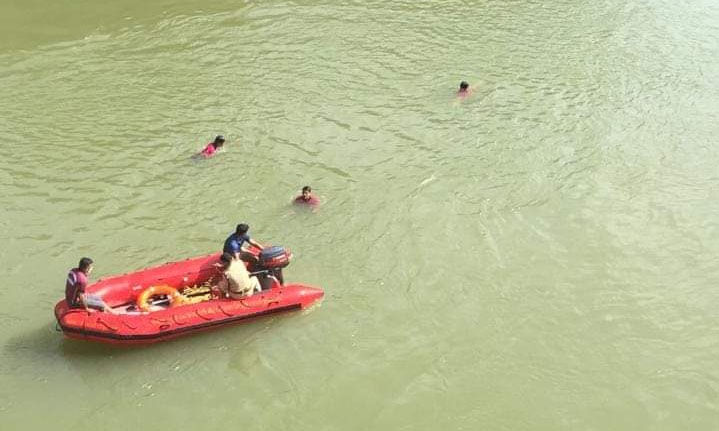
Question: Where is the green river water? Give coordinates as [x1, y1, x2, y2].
[2, 0, 719, 429]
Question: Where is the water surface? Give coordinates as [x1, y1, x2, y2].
[1, 0, 719, 429]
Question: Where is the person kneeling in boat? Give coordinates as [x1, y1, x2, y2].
[215, 252, 261, 299]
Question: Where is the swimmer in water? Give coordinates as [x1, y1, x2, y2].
[457, 81, 473, 98]
[293, 186, 320, 207]
[198, 135, 225, 158]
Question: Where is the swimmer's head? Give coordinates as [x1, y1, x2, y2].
[214, 135, 226, 147]
[301, 186, 312, 200]
[459, 81, 469, 91]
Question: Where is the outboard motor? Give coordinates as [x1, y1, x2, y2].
[256, 246, 292, 288]
[258, 246, 292, 269]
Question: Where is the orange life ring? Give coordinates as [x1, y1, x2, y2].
[136, 285, 185, 312]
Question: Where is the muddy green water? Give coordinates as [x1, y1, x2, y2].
[2, 0, 719, 429]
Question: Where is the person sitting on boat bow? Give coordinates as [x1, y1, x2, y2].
[223, 223, 264, 265]
[65, 257, 113, 313]
[215, 252, 261, 299]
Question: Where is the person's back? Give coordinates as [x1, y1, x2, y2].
[223, 230, 250, 255]
[223, 223, 264, 264]
[217, 253, 260, 298]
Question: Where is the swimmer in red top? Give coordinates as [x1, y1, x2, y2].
[198, 135, 225, 158]
[294, 186, 320, 207]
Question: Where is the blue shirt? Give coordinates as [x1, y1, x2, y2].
[223, 232, 251, 255]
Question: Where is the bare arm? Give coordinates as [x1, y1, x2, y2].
[247, 238, 264, 251]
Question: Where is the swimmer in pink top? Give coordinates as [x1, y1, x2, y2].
[294, 186, 320, 207]
[198, 135, 225, 158]
[457, 81, 474, 98]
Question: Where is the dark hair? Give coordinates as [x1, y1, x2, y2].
[214, 135, 226, 144]
[220, 252, 234, 264]
[236, 223, 249, 234]
[78, 257, 93, 271]
[459, 81, 469, 90]
[302, 186, 312, 193]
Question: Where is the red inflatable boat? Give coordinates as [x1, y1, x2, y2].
[54, 250, 323, 345]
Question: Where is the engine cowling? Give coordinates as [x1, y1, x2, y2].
[258, 246, 292, 269]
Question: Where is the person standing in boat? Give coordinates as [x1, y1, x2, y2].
[215, 252, 261, 299]
[223, 223, 264, 264]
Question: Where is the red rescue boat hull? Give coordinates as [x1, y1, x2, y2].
[54, 252, 323, 345]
